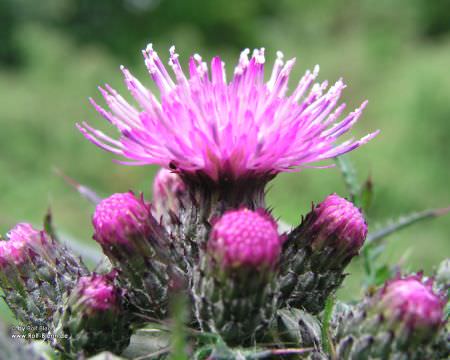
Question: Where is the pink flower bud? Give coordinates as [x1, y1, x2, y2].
[0, 223, 42, 267]
[208, 208, 282, 269]
[308, 194, 367, 256]
[76, 274, 120, 312]
[92, 192, 153, 247]
[379, 275, 445, 339]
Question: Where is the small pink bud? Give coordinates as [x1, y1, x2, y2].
[208, 208, 282, 269]
[379, 275, 445, 338]
[76, 274, 120, 312]
[92, 192, 153, 247]
[308, 194, 367, 256]
[0, 223, 42, 267]
[152, 168, 186, 218]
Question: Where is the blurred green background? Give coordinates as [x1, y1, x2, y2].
[0, 0, 449, 320]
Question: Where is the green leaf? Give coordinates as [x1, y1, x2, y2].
[277, 308, 321, 347]
[374, 265, 392, 286]
[43, 209, 58, 240]
[321, 296, 335, 357]
[335, 156, 360, 204]
[168, 294, 189, 360]
[365, 207, 450, 246]
[277, 308, 303, 344]
[121, 325, 170, 359]
[359, 175, 374, 213]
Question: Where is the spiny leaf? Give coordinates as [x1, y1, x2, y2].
[43, 208, 58, 240]
[335, 156, 360, 203]
[54, 167, 102, 205]
[365, 207, 450, 246]
[359, 175, 373, 213]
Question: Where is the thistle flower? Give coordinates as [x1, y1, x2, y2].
[92, 192, 172, 319]
[51, 273, 131, 357]
[333, 275, 447, 359]
[378, 275, 445, 341]
[0, 223, 40, 267]
[93, 192, 155, 247]
[152, 168, 187, 224]
[279, 194, 367, 313]
[78, 45, 378, 185]
[304, 193, 367, 258]
[76, 275, 119, 313]
[195, 209, 282, 345]
[208, 208, 282, 269]
[0, 223, 87, 327]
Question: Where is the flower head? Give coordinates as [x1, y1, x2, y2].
[307, 194, 367, 255]
[92, 192, 153, 246]
[76, 274, 120, 312]
[0, 223, 42, 267]
[78, 45, 378, 183]
[208, 208, 282, 269]
[379, 275, 445, 339]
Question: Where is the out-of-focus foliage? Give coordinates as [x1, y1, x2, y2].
[0, 0, 449, 317]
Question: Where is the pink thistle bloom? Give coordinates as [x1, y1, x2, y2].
[78, 45, 379, 182]
[76, 274, 119, 312]
[379, 275, 445, 337]
[208, 208, 282, 269]
[0, 223, 42, 267]
[92, 192, 153, 247]
[308, 194, 367, 255]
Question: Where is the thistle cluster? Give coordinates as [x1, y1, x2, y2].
[0, 45, 448, 359]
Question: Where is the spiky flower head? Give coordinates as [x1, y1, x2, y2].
[378, 274, 445, 340]
[52, 272, 131, 357]
[152, 168, 187, 220]
[78, 45, 378, 184]
[75, 274, 120, 313]
[92, 192, 153, 247]
[208, 208, 282, 269]
[307, 194, 367, 257]
[0, 223, 88, 327]
[0, 223, 41, 267]
[92, 193, 171, 320]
